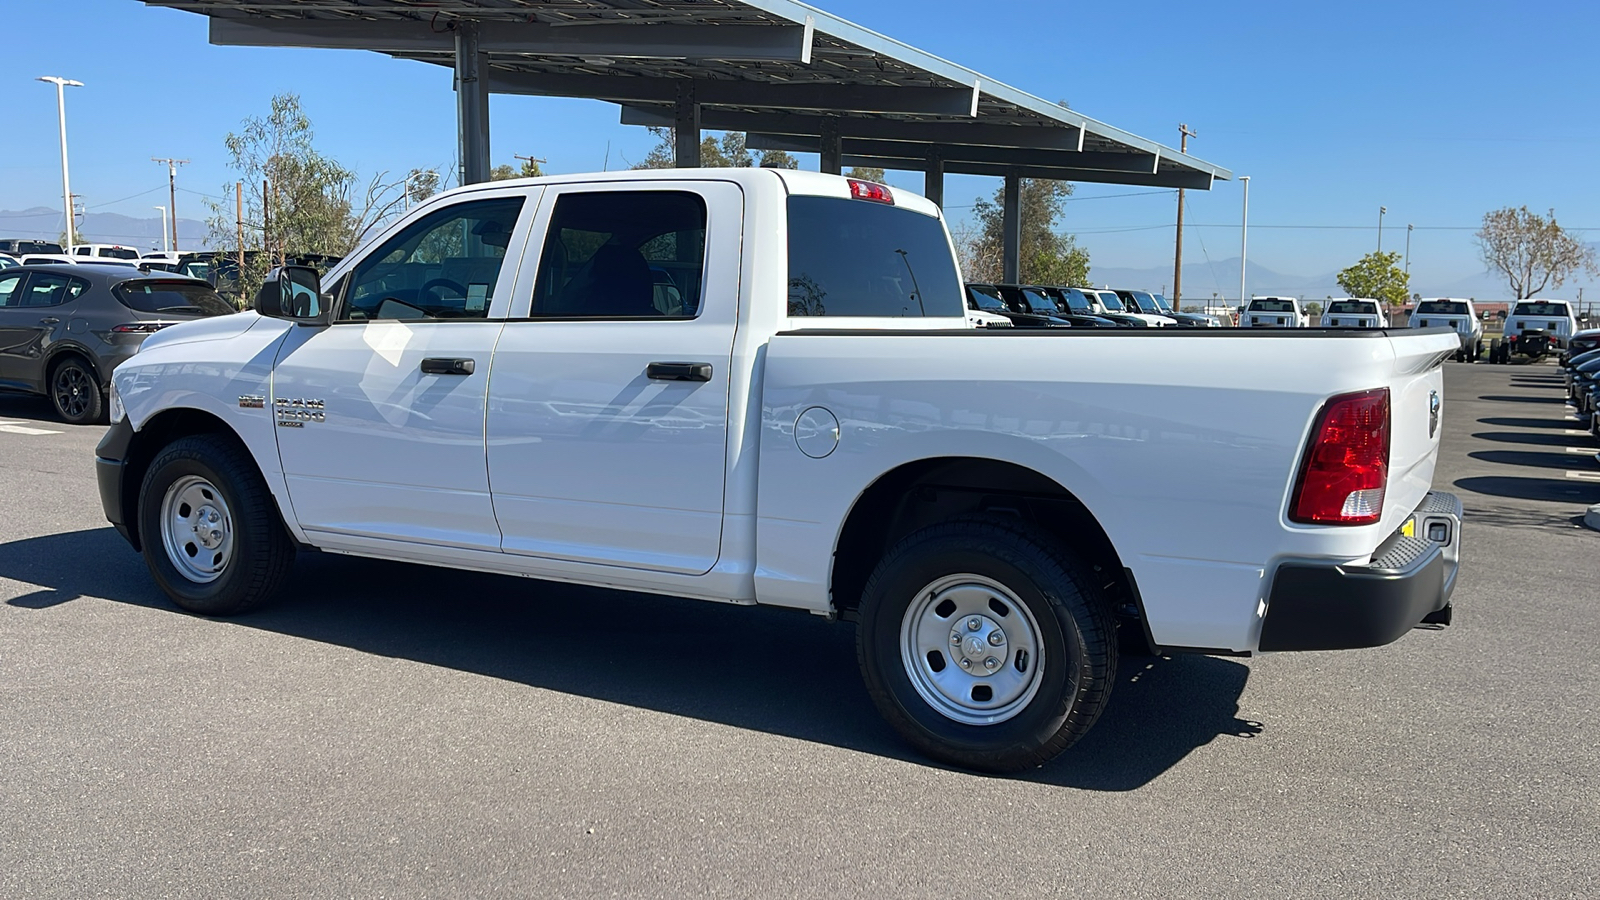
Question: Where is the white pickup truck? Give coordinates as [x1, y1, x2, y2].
[1499, 299, 1579, 362]
[1409, 298, 1483, 362]
[1322, 298, 1389, 329]
[96, 169, 1464, 772]
[1243, 296, 1309, 328]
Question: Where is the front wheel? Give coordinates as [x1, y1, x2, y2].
[856, 517, 1116, 772]
[137, 434, 295, 616]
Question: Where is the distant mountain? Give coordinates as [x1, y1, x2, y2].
[0, 207, 210, 252]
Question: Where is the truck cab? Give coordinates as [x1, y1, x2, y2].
[1244, 296, 1308, 328]
[1410, 298, 1483, 362]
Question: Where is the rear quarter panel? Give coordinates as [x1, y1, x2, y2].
[755, 329, 1458, 651]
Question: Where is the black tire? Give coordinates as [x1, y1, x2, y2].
[137, 434, 295, 616]
[856, 516, 1116, 773]
[49, 356, 104, 424]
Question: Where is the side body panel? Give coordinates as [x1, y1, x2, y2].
[754, 329, 1459, 652]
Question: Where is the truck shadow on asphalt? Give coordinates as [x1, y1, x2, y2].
[1477, 416, 1579, 430]
[0, 527, 1258, 791]
[1453, 475, 1600, 504]
[1467, 449, 1591, 470]
[1477, 395, 1570, 404]
[1472, 431, 1594, 448]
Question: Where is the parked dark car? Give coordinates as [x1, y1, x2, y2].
[1054, 287, 1148, 327]
[1561, 329, 1600, 365]
[1017, 286, 1121, 327]
[0, 239, 65, 256]
[0, 265, 234, 423]
[965, 284, 1072, 328]
[1117, 289, 1216, 327]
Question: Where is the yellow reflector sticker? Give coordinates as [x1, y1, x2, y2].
[1401, 518, 1416, 538]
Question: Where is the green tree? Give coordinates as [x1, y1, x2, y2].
[961, 179, 1089, 286]
[1475, 205, 1598, 299]
[1336, 250, 1411, 307]
[405, 168, 440, 206]
[633, 129, 798, 169]
[757, 149, 799, 169]
[845, 166, 886, 182]
[205, 93, 408, 303]
[491, 156, 544, 181]
[1305, 301, 1324, 319]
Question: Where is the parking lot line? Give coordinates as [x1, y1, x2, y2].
[0, 421, 63, 436]
[1565, 429, 1590, 436]
[1565, 470, 1600, 481]
[1565, 447, 1595, 454]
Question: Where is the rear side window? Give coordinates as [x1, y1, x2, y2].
[21, 273, 87, 307]
[114, 280, 235, 316]
[530, 191, 707, 318]
[787, 196, 961, 318]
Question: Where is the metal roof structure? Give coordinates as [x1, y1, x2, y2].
[148, 0, 1229, 191]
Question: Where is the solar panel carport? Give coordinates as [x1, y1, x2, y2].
[143, 0, 1231, 282]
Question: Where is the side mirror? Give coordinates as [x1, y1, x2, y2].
[255, 265, 332, 325]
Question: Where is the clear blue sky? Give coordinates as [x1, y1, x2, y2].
[3, 0, 1597, 297]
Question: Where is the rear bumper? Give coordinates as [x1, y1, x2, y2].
[1259, 491, 1461, 652]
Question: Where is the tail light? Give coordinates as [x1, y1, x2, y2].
[112, 323, 167, 334]
[847, 179, 894, 204]
[1290, 388, 1390, 525]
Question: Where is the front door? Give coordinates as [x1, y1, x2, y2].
[486, 182, 742, 575]
[273, 189, 537, 550]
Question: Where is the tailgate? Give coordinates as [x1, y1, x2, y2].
[1382, 331, 1460, 531]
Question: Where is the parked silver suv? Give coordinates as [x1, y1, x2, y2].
[0, 265, 235, 423]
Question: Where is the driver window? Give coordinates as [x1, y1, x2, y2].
[529, 191, 706, 318]
[343, 196, 525, 321]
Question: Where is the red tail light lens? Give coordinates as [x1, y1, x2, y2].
[847, 179, 894, 204]
[1290, 388, 1390, 525]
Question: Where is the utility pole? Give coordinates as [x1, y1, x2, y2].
[1404, 223, 1413, 275]
[152, 157, 188, 252]
[1377, 206, 1386, 254]
[1238, 175, 1250, 315]
[235, 181, 244, 277]
[512, 153, 547, 176]
[37, 76, 83, 252]
[1172, 123, 1196, 309]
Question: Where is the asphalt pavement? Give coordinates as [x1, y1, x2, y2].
[0, 362, 1595, 898]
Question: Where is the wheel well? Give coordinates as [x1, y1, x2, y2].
[830, 457, 1140, 629]
[46, 348, 98, 383]
[118, 408, 239, 552]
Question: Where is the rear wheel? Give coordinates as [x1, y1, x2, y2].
[856, 517, 1116, 773]
[49, 357, 104, 424]
[137, 434, 295, 616]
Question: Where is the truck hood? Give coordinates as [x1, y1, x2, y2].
[136, 310, 287, 352]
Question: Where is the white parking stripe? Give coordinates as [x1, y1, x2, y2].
[0, 423, 63, 436]
[1566, 471, 1600, 481]
[1566, 447, 1595, 454]
[1565, 429, 1590, 436]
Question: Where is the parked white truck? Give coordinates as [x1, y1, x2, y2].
[96, 169, 1464, 772]
[1242, 296, 1309, 328]
[1322, 298, 1389, 329]
[1497, 299, 1579, 363]
[1409, 298, 1483, 362]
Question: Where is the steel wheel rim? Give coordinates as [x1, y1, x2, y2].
[900, 573, 1045, 726]
[159, 475, 235, 584]
[54, 366, 91, 418]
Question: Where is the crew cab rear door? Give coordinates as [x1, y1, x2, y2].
[485, 181, 742, 575]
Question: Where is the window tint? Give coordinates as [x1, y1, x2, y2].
[787, 196, 961, 317]
[1415, 301, 1467, 315]
[0, 274, 21, 307]
[967, 285, 1008, 311]
[1020, 289, 1060, 314]
[1097, 292, 1125, 311]
[20, 273, 85, 307]
[98, 247, 139, 259]
[529, 191, 706, 318]
[74, 247, 92, 256]
[1250, 299, 1296, 312]
[345, 196, 524, 321]
[1512, 302, 1570, 317]
[1328, 301, 1375, 314]
[114, 280, 235, 317]
[1061, 289, 1095, 312]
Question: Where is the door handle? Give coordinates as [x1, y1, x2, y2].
[38, 317, 60, 325]
[646, 361, 713, 382]
[420, 357, 475, 376]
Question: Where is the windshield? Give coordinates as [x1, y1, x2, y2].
[1061, 289, 1094, 312]
[1020, 289, 1061, 314]
[967, 285, 1009, 311]
[1512, 302, 1570, 317]
[1150, 293, 1173, 312]
[1096, 292, 1124, 311]
[1249, 299, 1296, 312]
[114, 280, 236, 316]
[1329, 301, 1377, 315]
[1415, 301, 1468, 315]
[178, 261, 210, 281]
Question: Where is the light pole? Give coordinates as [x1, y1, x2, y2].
[1404, 223, 1413, 275]
[37, 76, 83, 252]
[153, 206, 169, 254]
[1238, 175, 1250, 315]
[1377, 205, 1387, 254]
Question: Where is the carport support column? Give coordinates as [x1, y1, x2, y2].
[674, 82, 701, 168]
[1002, 170, 1022, 283]
[819, 117, 842, 175]
[924, 151, 945, 207]
[455, 20, 490, 185]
